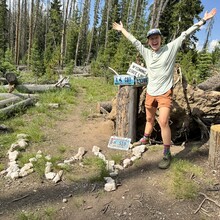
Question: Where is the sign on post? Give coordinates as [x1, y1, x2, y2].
[127, 62, 147, 77]
[108, 136, 131, 150]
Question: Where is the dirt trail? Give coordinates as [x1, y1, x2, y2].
[0, 88, 219, 220]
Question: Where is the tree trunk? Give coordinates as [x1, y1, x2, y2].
[15, 0, 21, 65]
[208, 124, 220, 168]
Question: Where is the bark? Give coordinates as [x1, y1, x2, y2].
[0, 98, 36, 117]
[1, 83, 70, 93]
[97, 101, 112, 113]
[60, 0, 70, 67]
[0, 96, 23, 108]
[15, 0, 21, 65]
[208, 125, 220, 169]
[197, 74, 220, 91]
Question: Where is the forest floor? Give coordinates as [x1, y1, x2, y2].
[0, 86, 220, 220]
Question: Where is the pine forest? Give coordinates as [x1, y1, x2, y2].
[1, 0, 219, 83]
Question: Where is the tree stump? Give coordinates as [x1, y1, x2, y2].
[115, 86, 138, 142]
[208, 124, 220, 168]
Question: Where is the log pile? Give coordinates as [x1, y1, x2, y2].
[0, 73, 70, 118]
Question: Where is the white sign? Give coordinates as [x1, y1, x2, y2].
[127, 62, 147, 77]
[108, 136, 131, 150]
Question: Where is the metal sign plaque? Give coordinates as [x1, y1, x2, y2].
[114, 75, 135, 85]
[127, 62, 147, 77]
[108, 136, 131, 150]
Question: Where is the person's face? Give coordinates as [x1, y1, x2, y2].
[147, 34, 162, 51]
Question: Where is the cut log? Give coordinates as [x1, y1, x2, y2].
[97, 101, 112, 114]
[208, 124, 220, 168]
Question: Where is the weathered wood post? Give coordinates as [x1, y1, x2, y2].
[208, 124, 220, 168]
[115, 86, 137, 142]
[113, 62, 148, 143]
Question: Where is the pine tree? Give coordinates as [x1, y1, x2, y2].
[44, 0, 63, 68]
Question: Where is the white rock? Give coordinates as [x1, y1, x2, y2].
[8, 151, 19, 162]
[123, 158, 132, 168]
[53, 170, 63, 183]
[62, 198, 68, 203]
[29, 157, 37, 163]
[19, 168, 34, 177]
[106, 160, 115, 172]
[97, 152, 106, 161]
[20, 163, 33, 173]
[104, 177, 116, 191]
[73, 147, 85, 160]
[45, 172, 56, 180]
[17, 133, 29, 140]
[6, 163, 20, 173]
[92, 145, 100, 155]
[130, 155, 141, 162]
[9, 171, 20, 179]
[114, 164, 124, 170]
[9, 143, 20, 152]
[45, 155, 52, 161]
[132, 145, 146, 157]
[64, 158, 75, 164]
[109, 170, 119, 177]
[36, 153, 42, 159]
[17, 139, 28, 149]
[45, 162, 53, 174]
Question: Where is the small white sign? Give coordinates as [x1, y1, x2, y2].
[127, 62, 147, 77]
[108, 136, 131, 150]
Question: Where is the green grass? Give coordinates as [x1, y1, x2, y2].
[83, 157, 109, 182]
[167, 159, 204, 199]
[71, 77, 117, 103]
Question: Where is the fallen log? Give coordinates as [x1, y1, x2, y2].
[1, 84, 69, 93]
[0, 93, 39, 99]
[0, 96, 23, 108]
[0, 98, 36, 117]
[97, 101, 112, 114]
[197, 73, 220, 91]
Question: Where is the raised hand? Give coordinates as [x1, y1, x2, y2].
[112, 21, 123, 31]
[203, 8, 217, 21]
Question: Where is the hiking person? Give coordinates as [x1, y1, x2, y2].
[112, 8, 217, 169]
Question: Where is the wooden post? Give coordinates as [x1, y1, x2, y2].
[208, 124, 220, 168]
[115, 86, 138, 142]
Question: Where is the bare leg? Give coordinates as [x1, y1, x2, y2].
[144, 107, 157, 135]
[158, 107, 171, 145]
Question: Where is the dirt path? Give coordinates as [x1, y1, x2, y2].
[0, 88, 219, 220]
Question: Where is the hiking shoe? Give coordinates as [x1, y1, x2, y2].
[158, 154, 172, 169]
[132, 136, 150, 147]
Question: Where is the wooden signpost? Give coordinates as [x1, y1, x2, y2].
[113, 63, 148, 143]
[208, 124, 220, 168]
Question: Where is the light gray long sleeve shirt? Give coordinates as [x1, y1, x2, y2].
[127, 24, 201, 96]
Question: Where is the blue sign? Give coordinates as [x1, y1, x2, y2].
[114, 75, 135, 85]
[108, 136, 131, 150]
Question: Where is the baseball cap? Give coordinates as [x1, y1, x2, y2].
[147, 28, 162, 38]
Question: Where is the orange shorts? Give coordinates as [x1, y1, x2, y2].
[145, 89, 173, 109]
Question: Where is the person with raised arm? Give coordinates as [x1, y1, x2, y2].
[113, 8, 217, 169]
